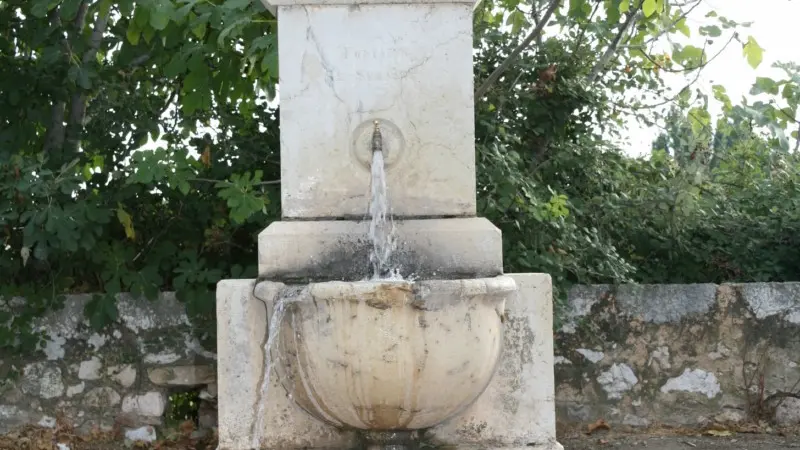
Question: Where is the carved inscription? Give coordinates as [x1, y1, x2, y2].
[341, 47, 395, 61]
[337, 46, 413, 82]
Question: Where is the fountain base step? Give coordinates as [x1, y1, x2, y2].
[257, 217, 503, 281]
[216, 273, 561, 450]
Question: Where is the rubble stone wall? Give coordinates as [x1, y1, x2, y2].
[3, 282, 800, 437]
[0, 293, 217, 441]
[556, 283, 800, 430]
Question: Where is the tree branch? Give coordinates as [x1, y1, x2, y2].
[568, 1, 601, 65]
[641, 0, 702, 47]
[586, 6, 640, 84]
[474, 0, 561, 100]
[65, 10, 110, 152]
[43, 8, 69, 156]
[529, 1, 544, 48]
[73, 0, 91, 30]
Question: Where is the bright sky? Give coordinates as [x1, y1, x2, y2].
[619, 0, 800, 157]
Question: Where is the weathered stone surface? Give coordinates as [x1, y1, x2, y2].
[107, 365, 137, 388]
[217, 275, 562, 450]
[739, 282, 800, 324]
[116, 292, 189, 333]
[576, 349, 604, 363]
[21, 362, 64, 399]
[121, 392, 167, 418]
[43, 334, 67, 360]
[430, 273, 561, 449]
[714, 408, 746, 424]
[0, 405, 33, 433]
[272, 1, 476, 219]
[84, 387, 122, 408]
[147, 365, 214, 386]
[216, 279, 359, 450]
[597, 364, 638, 399]
[38, 416, 57, 428]
[143, 352, 181, 365]
[125, 425, 157, 443]
[660, 368, 721, 399]
[257, 218, 503, 281]
[0, 291, 214, 434]
[78, 357, 103, 380]
[555, 282, 800, 429]
[66, 383, 85, 398]
[199, 383, 217, 400]
[776, 397, 800, 425]
[615, 283, 718, 324]
[87, 333, 107, 350]
[1, 384, 23, 404]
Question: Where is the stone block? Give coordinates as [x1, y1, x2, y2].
[428, 273, 562, 449]
[257, 218, 502, 280]
[84, 387, 122, 408]
[273, 2, 476, 218]
[21, 362, 64, 399]
[78, 357, 103, 380]
[216, 279, 356, 450]
[776, 397, 800, 425]
[216, 274, 562, 449]
[147, 365, 215, 386]
[108, 364, 137, 388]
[121, 392, 167, 418]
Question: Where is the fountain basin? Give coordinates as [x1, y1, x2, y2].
[267, 276, 516, 431]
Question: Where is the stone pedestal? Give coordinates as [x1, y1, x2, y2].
[216, 274, 562, 450]
[215, 0, 563, 447]
[270, 0, 476, 218]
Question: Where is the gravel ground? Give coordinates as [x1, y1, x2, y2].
[562, 432, 800, 449]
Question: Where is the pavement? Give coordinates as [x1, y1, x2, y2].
[562, 432, 800, 449]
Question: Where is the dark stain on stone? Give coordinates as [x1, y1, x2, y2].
[327, 359, 349, 369]
[447, 360, 470, 376]
[258, 230, 502, 283]
[365, 298, 391, 310]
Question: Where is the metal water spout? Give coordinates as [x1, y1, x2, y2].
[372, 120, 383, 154]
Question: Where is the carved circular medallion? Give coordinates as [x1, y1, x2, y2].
[350, 118, 405, 170]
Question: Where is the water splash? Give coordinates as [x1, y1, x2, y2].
[252, 288, 305, 449]
[368, 121, 398, 279]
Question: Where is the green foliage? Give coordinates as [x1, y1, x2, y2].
[1, 0, 798, 355]
[1, 0, 278, 352]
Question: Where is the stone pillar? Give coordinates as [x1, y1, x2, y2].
[216, 0, 563, 447]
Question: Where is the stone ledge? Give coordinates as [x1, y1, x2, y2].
[257, 218, 503, 281]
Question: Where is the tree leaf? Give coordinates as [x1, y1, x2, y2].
[223, 0, 252, 9]
[116, 203, 136, 241]
[743, 36, 764, 69]
[751, 77, 779, 95]
[699, 25, 721, 37]
[675, 18, 690, 37]
[506, 9, 529, 35]
[642, 0, 656, 17]
[59, 0, 83, 21]
[30, 0, 51, 18]
[261, 51, 278, 76]
[126, 25, 141, 46]
[150, 4, 173, 31]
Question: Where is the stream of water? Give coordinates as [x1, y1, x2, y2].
[367, 137, 398, 279]
[251, 122, 397, 446]
[251, 288, 304, 449]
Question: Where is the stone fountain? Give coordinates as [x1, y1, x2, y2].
[215, 0, 563, 448]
